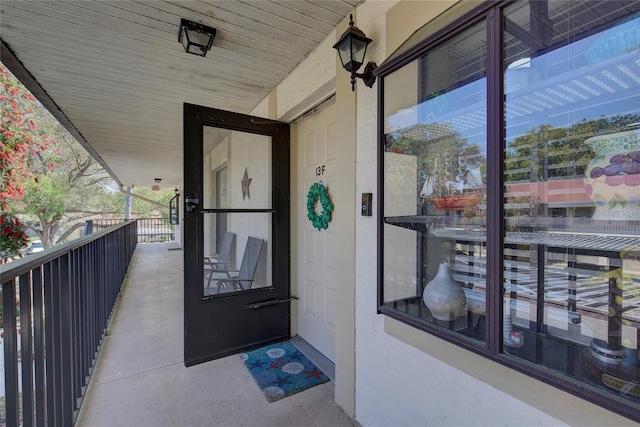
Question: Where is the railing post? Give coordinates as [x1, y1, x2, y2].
[43, 261, 56, 425]
[2, 279, 20, 427]
[19, 272, 35, 427]
[50, 258, 64, 426]
[59, 253, 74, 426]
[32, 266, 46, 427]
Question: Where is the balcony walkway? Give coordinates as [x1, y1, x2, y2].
[76, 242, 356, 427]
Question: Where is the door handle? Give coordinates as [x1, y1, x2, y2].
[243, 296, 298, 310]
[184, 196, 200, 212]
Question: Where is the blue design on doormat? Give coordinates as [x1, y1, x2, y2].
[240, 341, 329, 402]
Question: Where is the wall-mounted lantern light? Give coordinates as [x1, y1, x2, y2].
[179, 18, 217, 57]
[170, 191, 180, 225]
[333, 14, 377, 91]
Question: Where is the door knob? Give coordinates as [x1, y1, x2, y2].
[184, 197, 200, 212]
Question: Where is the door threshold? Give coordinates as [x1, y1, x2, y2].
[290, 335, 335, 383]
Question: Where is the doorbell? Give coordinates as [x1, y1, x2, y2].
[361, 193, 372, 216]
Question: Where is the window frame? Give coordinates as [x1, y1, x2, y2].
[375, 1, 640, 422]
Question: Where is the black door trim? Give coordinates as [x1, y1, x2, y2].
[183, 103, 290, 366]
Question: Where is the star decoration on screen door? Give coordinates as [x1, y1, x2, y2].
[241, 167, 252, 200]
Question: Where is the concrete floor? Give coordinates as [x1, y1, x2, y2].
[75, 242, 357, 427]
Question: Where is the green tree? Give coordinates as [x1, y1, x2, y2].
[8, 120, 176, 247]
[2, 64, 175, 251]
[2, 64, 121, 247]
[505, 115, 640, 182]
[127, 186, 175, 218]
[1, 65, 55, 255]
[8, 127, 122, 247]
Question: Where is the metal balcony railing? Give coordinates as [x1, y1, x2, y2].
[87, 217, 175, 243]
[1, 221, 137, 426]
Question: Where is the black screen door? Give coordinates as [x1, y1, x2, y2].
[183, 103, 290, 366]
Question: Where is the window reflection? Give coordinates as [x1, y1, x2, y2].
[380, 0, 640, 411]
[503, 1, 640, 405]
[383, 22, 488, 342]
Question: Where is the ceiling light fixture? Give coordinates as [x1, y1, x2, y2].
[333, 14, 377, 91]
[179, 18, 217, 57]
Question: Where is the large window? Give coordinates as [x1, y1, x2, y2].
[378, 1, 640, 420]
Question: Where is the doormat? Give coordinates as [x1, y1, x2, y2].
[240, 341, 329, 402]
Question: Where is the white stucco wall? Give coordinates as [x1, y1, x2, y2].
[277, 34, 337, 122]
[250, 0, 636, 425]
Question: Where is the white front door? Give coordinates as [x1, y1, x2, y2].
[294, 101, 337, 362]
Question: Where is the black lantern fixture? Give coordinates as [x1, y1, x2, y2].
[333, 14, 377, 91]
[179, 18, 217, 57]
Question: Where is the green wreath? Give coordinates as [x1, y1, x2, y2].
[307, 182, 333, 230]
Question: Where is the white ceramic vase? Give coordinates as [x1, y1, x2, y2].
[423, 262, 466, 321]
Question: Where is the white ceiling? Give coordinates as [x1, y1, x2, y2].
[0, 0, 362, 188]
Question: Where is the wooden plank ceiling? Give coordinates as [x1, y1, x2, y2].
[0, 0, 361, 188]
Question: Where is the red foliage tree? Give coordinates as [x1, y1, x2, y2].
[1, 65, 55, 258]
